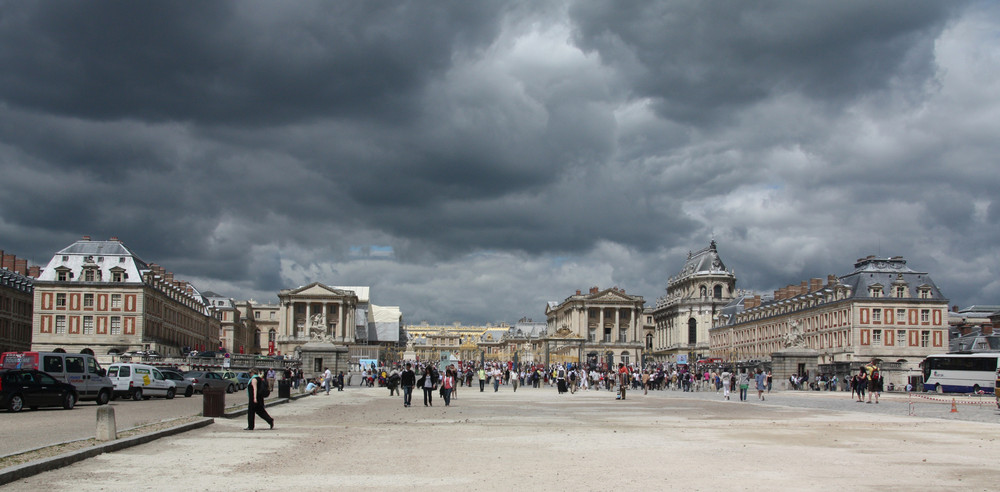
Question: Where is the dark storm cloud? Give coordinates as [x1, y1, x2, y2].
[569, 0, 961, 124]
[0, 1, 997, 324]
[0, 1, 503, 125]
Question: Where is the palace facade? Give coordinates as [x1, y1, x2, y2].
[31, 237, 218, 356]
[651, 241, 737, 364]
[545, 286, 645, 367]
[709, 255, 950, 370]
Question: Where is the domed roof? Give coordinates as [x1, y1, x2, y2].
[680, 241, 727, 275]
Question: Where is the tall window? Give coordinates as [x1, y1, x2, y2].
[920, 309, 930, 323]
[920, 331, 930, 347]
[111, 294, 122, 309]
[714, 285, 723, 299]
[110, 317, 121, 335]
[83, 316, 94, 334]
[688, 318, 697, 344]
[55, 315, 66, 334]
[56, 293, 66, 307]
[872, 329, 882, 345]
[84, 294, 94, 308]
[897, 330, 907, 346]
[872, 309, 882, 322]
[895, 286, 906, 298]
[84, 269, 95, 281]
[897, 309, 906, 323]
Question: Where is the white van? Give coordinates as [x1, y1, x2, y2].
[106, 363, 177, 400]
[1, 351, 113, 405]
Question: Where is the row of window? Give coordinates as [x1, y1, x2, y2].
[871, 329, 931, 347]
[52, 315, 123, 335]
[870, 308, 931, 323]
[869, 286, 932, 299]
[54, 293, 124, 309]
[56, 267, 128, 282]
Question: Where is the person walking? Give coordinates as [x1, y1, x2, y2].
[418, 366, 439, 406]
[755, 369, 766, 401]
[323, 367, 332, 395]
[721, 369, 731, 400]
[737, 368, 750, 402]
[493, 366, 502, 392]
[441, 367, 455, 406]
[400, 363, 416, 407]
[244, 368, 274, 431]
[478, 366, 487, 392]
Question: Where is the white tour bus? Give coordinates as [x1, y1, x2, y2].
[921, 353, 1000, 394]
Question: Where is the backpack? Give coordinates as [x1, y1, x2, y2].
[256, 375, 270, 398]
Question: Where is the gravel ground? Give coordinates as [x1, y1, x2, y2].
[3, 385, 999, 491]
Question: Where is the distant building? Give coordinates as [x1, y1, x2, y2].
[710, 255, 950, 371]
[31, 236, 218, 356]
[274, 282, 358, 358]
[545, 286, 646, 367]
[239, 300, 278, 355]
[652, 241, 737, 364]
[0, 261, 34, 353]
[404, 322, 498, 362]
[203, 292, 255, 354]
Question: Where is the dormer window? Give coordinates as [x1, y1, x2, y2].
[894, 286, 906, 298]
[56, 266, 71, 281]
[919, 288, 931, 299]
[84, 269, 95, 281]
[869, 285, 883, 298]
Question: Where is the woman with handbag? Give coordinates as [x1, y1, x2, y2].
[441, 367, 456, 406]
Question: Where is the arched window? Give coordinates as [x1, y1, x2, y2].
[688, 318, 697, 344]
[80, 348, 95, 356]
[268, 329, 276, 342]
[714, 285, 723, 299]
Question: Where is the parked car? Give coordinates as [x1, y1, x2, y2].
[160, 369, 195, 397]
[106, 363, 177, 400]
[1, 369, 79, 412]
[1, 351, 112, 405]
[183, 371, 236, 393]
[219, 370, 251, 390]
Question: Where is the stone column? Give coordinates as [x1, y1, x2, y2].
[599, 307, 605, 341]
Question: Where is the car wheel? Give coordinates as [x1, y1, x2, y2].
[96, 389, 111, 406]
[166, 388, 175, 400]
[8, 395, 23, 412]
[132, 388, 143, 401]
[184, 386, 193, 398]
[63, 392, 76, 410]
[226, 384, 235, 394]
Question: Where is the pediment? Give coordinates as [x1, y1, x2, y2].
[589, 289, 637, 303]
[287, 282, 354, 298]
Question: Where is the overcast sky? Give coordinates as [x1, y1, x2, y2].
[2, 1, 998, 325]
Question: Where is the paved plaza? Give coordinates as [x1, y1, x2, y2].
[3, 386, 1000, 491]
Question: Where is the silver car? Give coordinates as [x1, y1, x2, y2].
[183, 371, 236, 394]
[160, 369, 195, 398]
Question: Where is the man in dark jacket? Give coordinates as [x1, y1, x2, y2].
[400, 363, 416, 407]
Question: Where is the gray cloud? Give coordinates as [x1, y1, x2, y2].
[0, 1, 997, 323]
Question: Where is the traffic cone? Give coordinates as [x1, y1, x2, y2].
[950, 398, 958, 413]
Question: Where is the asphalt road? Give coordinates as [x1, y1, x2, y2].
[0, 390, 246, 456]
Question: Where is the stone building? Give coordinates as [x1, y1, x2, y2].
[0, 262, 34, 353]
[710, 255, 950, 377]
[241, 300, 278, 355]
[404, 322, 496, 363]
[31, 237, 218, 356]
[545, 286, 645, 368]
[651, 241, 737, 364]
[274, 282, 358, 358]
[203, 293, 256, 354]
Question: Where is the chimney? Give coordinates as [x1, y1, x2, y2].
[827, 274, 838, 286]
[109, 236, 120, 242]
[14, 259, 27, 275]
[576, 290, 581, 295]
[82, 235, 91, 241]
[165, 272, 174, 283]
[28, 265, 41, 278]
[810, 278, 822, 292]
[754, 295, 761, 307]
[2, 254, 15, 270]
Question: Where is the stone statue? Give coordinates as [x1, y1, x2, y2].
[308, 312, 327, 340]
[782, 321, 806, 348]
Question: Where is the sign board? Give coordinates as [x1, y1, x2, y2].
[677, 354, 688, 365]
